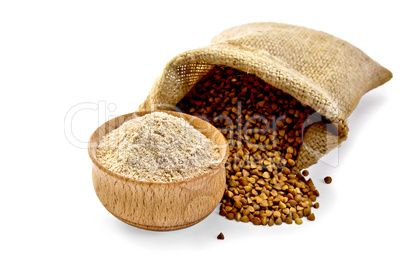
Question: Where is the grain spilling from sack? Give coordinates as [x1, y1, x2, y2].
[96, 112, 220, 182]
[177, 66, 321, 225]
[139, 22, 392, 172]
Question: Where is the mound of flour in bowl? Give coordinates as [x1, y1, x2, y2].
[96, 112, 221, 182]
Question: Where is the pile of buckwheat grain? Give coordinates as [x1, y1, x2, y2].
[96, 112, 220, 182]
[178, 66, 323, 225]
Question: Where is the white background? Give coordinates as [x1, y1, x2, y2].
[1, 1, 401, 267]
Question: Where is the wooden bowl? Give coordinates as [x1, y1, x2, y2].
[88, 111, 229, 231]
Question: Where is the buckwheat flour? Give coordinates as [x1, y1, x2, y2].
[96, 112, 220, 182]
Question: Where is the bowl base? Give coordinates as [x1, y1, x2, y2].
[110, 210, 213, 231]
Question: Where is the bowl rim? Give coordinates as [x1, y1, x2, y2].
[88, 110, 229, 185]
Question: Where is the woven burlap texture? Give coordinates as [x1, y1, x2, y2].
[138, 22, 392, 171]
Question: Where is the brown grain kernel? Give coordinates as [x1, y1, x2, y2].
[261, 216, 268, 225]
[285, 216, 293, 224]
[275, 218, 283, 225]
[225, 206, 233, 212]
[262, 171, 270, 179]
[271, 190, 278, 197]
[252, 217, 262, 225]
[282, 208, 290, 215]
[303, 207, 311, 216]
[219, 207, 227, 216]
[313, 202, 320, 209]
[217, 233, 225, 240]
[295, 218, 303, 225]
[234, 201, 243, 209]
[233, 165, 240, 173]
[260, 199, 269, 208]
[282, 167, 290, 174]
[273, 183, 282, 191]
[233, 195, 242, 202]
[302, 170, 309, 177]
[324, 176, 332, 184]
[307, 213, 315, 221]
[268, 217, 275, 226]
[287, 159, 295, 166]
[240, 215, 250, 223]
[226, 213, 235, 220]
[235, 212, 242, 221]
[243, 208, 250, 216]
[240, 178, 248, 186]
[273, 211, 281, 218]
[247, 205, 255, 213]
[266, 210, 273, 217]
[247, 177, 256, 184]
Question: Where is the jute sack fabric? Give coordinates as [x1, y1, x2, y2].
[138, 22, 392, 171]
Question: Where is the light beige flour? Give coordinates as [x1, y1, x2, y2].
[96, 112, 220, 182]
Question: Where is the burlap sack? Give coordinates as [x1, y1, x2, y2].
[138, 22, 392, 171]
